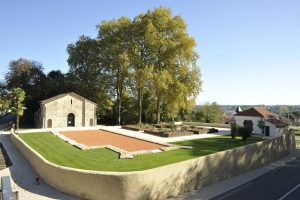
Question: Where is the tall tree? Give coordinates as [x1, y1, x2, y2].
[5, 58, 46, 125]
[9, 87, 26, 129]
[43, 70, 66, 97]
[67, 35, 113, 122]
[0, 82, 10, 114]
[67, 36, 102, 97]
[97, 17, 132, 125]
[129, 14, 152, 124]
[194, 102, 224, 123]
[132, 7, 202, 123]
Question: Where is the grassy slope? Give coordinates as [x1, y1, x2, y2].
[294, 129, 300, 136]
[19, 132, 264, 172]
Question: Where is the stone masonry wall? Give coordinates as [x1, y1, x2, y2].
[45, 95, 82, 127]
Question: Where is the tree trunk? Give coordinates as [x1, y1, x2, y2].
[156, 98, 161, 124]
[117, 83, 121, 126]
[118, 85, 123, 126]
[16, 114, 19, 130]
[117, 97, 121, 125]
[116, 68, 122, 126]
[138, 87, 142, 124]
[16, 101, 20, 130]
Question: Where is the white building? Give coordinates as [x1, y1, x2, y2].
[234, 107, 288, 137]
[34, 92, 97, 128]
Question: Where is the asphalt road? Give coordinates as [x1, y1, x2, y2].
[211, 156, 300, 200]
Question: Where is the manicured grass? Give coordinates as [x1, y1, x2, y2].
[294, 129, 300, 136]
[19, 132, 264, 172]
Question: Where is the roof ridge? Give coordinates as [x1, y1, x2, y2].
[40, 92, 97, 106]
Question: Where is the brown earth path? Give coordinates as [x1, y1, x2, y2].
[60, 130, 165, 152]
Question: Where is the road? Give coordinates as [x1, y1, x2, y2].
[211, 156, 300, 200]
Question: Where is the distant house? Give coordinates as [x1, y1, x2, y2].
[34, 92, 97, 128]
[234, 107, 288, 137]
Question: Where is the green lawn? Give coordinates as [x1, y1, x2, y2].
[294, 129, 300, 136]
[19, 132, 264, 172]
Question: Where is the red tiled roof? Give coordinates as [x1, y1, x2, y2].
[235, 107, 278, 118]
[266, 118, 288, 127]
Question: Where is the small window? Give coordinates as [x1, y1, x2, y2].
[71, 99, 72, 104]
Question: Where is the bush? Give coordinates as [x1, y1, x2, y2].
[208, 128, 218, 133]
[238, 127, 251, 141]
[230, 123, 238, 139]
[243, 120, 254, 134]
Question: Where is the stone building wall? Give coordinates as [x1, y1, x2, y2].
[84, 101, 96, 126]
[38, 93, 97, 128]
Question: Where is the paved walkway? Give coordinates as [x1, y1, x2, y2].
[97, 125, 230, 143]
[17, 125, 230, 144]
[0, 133, 81, 200]
[171, 148, 300, 200]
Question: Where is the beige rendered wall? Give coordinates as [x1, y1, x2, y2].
[84, 100, 96, 126]
[45, 95, 83, 128]
[11, 132, 295, 200]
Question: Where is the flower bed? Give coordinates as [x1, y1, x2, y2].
[187, 127, 209, 134]
[143, 129, 193, 138]
[121, 125, 144, 131]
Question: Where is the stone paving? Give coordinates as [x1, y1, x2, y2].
[97, 125, 230, 143]
[0, 133, 81, 200]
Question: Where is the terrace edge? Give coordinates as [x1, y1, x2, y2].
[11, 132, 295, 200]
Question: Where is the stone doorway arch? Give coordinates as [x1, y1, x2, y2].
[67, 113, 75, 127]
[47, 119, 52, 128]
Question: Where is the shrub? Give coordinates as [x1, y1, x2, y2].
[230, 123, 238, 139]
[208, 128, 218, 133]
[243, 120, 254, 134]
[238, 127, 251, 141]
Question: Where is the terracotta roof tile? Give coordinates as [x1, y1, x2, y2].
[235, 107, 278, 118]
[266, 118, 288, 127]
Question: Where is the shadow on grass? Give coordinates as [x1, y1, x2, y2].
[0, 134, 80, 200]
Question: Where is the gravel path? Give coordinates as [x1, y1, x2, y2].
[60, 129, 166, 152]
[0, 133, 81, 200]
[97, 125, 230, 143]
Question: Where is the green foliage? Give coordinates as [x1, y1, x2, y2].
[230, 123, 238, 139]
[9, 87, 26, 129]
[67, 7, 201, 125]
[257, 118, 265, 133]
[193, 102, 224, 123]
[19, 132, 264, 172]
[238, 127, 251, 141]
[4, 7, 202, 126]
[0, 83, 10, 114]
[97, 17, 132, 125]
[5, 58, 46, 125]
[67, 36, 113, 122]
[130, 7, 201, 124]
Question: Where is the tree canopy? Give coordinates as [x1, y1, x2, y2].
[193, 102, 224, 123]
[3, 7, 202, 126]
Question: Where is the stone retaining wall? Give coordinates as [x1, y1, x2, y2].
[185, 122, 230, 128]
[11, 132, 295, 200]
[0, 122, 13, 131]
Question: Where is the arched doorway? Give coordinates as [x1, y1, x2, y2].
[47, 119, 52, 128]
[89, 118, 93, 126]
[67, 113, 75, 127]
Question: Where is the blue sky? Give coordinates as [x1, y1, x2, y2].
[0, 0, 299, 105]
